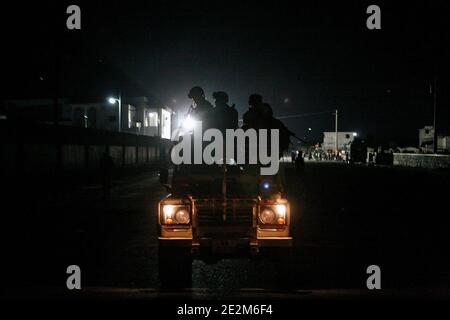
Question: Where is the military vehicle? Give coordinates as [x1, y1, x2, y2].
[157, 162, 293, 287]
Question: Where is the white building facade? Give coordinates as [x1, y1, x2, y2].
[418, 126, 450, 153]
[322, 131, 357, 152]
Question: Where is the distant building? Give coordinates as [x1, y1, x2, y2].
[62, 101, 118, 131]
[2, 52, 177, 139]
[419, 126, 434, 150]
[3, 96, 174, 140]
[322, 131, 357, 152]
[419, 126, 450, 153]
[118, 96, 172, 139]
[440, 137, 450, 152]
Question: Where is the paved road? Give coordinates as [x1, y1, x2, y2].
[2, 162, 450, 299]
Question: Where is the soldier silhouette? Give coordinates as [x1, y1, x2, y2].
[187, 86, 214, 129]
[242, 93, 263, 129]
[212, 91, 238, 131]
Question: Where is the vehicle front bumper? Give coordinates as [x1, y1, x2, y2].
[158, 236, 293, 249]
[158, 224, 292, 253]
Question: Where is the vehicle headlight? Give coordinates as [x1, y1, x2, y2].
[275, 204, 286, 217]
[163, 204, 175, 217]
[259, 208, 276, 224]
[174, 208, 190, 224]
[274, 204, 286, 224]
[259, 203, 287, 225]
[161, 204, 191, 225]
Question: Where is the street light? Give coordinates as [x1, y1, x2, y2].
[108, 95, 122, 132]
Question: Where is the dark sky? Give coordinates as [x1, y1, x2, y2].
[3, 0, 450, 145]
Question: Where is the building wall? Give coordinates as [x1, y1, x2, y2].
[393, 153, 450, 169]
[418, 126, 450, 152]
[0, 121, 171, 175]
[323, 132, 356, 151]
[419, 126, 434, 148]
[160, 108, 172, 140]
[137, 146, 147, 164]
[87, 145, 104, 169]
[62, 144, 85, 169]
[142, 109, 159, 137]
[439, 136, 450, 151]
[66, 103, 118, 131]
[24, 144, 58, 171]
[109, 145, 123, 165]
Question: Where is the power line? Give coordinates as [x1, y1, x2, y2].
[275, 110, 334, 119]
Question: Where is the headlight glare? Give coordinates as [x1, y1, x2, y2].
[163, 204, 175, 218]
[161, 204, 191, 225]
[260, 208, 276, 224]
[259, 202, 288, 225]
[275, 204, 286, 218]
[174, 209, 190, 224]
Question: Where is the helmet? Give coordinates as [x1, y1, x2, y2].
[188, 86, 205, 99]
[213, 91, 229, 104]
[248, 93, 263, 106]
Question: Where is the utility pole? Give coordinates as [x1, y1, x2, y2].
[335, 109, 338, 155]
[433, 76, 438, 154]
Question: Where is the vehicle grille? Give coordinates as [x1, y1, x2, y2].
[195, 199, 256, 227]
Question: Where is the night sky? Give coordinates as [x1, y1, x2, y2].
[3, 0, 450, 145]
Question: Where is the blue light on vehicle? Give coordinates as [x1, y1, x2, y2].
[263, 182, 270, 189]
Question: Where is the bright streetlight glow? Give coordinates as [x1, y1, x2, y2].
[182, 115, 195, 131]
[353, 132, 358, 137]
[108, 97, 117, 104]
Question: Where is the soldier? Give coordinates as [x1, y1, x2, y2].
[187, 86, 214, 126]
[260, 102, 295, 158]
[243, 95, 295, 158]
[212, 91, 238, 131]
[242, 93, 263, 129]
